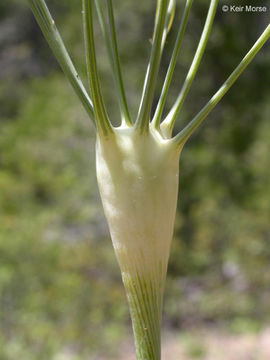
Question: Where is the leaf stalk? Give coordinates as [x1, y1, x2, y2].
[27, 0, 95, 121]
[173, 24, 270, 148]
[152, 0, 194, 132]
[162, 0, 218, 136]
[82, 0, 113, 135]
[135, 0, 169, 133]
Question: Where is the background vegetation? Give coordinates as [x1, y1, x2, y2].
[0, 0, 270, 358]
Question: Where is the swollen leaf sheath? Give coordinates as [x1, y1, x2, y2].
[96, 127, 180, 359]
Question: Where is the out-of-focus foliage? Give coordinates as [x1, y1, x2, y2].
[0, 0, 269, 358]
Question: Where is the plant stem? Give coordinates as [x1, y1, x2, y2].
[123, 271, 163, 360]
[27, 0, 95, 121]
[161, 0, 176, 50]
[162, 0, 218, 136]
[94, 0, 132, 127]
[106, 0, 132, 126]
[136, 0, 169, 133]
[82, 0, 113, 135]
[152, 0, 193, 132]
[173, 24, 270, 148]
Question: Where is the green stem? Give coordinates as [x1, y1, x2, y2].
[82, 0, 113, 135]
[94, 0, 132, 127]
[162, 0, 218, 136]
[135, 0, 169, 133]
[106, 0, 132, 126]
[173, 24, 270, 149]
[123, 270, 163, 360]
[161, 0, 176, 50]
[152, 0, 193, 131]
[27, 0, 95, 122]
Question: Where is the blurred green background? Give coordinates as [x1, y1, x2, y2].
[0, 0, 270, 359]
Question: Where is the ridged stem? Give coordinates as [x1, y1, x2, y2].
[123, 269, 164, 360]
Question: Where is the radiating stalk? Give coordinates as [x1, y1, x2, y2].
[82, 0, 113, 135]
[27, 0, 95, 121]
[161, 0, 218, 136]
[106, 0, 132, 126]
[161, 0, 176, 50]
[173, 24, 270, 149]
[152, 0, 193, 132]
[135, 0, 169, 133]
[94, 0, 132, 126]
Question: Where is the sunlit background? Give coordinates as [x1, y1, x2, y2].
[0, 0, 270, 359]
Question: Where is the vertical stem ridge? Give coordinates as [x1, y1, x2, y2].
[124, 273, 157, 359]
[123, 269, 163, 360]
[136, 272, 160, 357]
[135, 267, 161, 349]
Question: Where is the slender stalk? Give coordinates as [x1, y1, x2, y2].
[172, 24, 270, 149]
[152, 0, 176, 71]
[135, 0, 169, 133]
[27, 0, 95, 121]
[94, 3, 114, 79]
[162, 0, 218, 136]
[106, 0, 132, 126]
[152, 0, 193, 131]
[161, 0, 176, 50]
[94, 0, 132, 127]
[82, 0, 113, 135]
